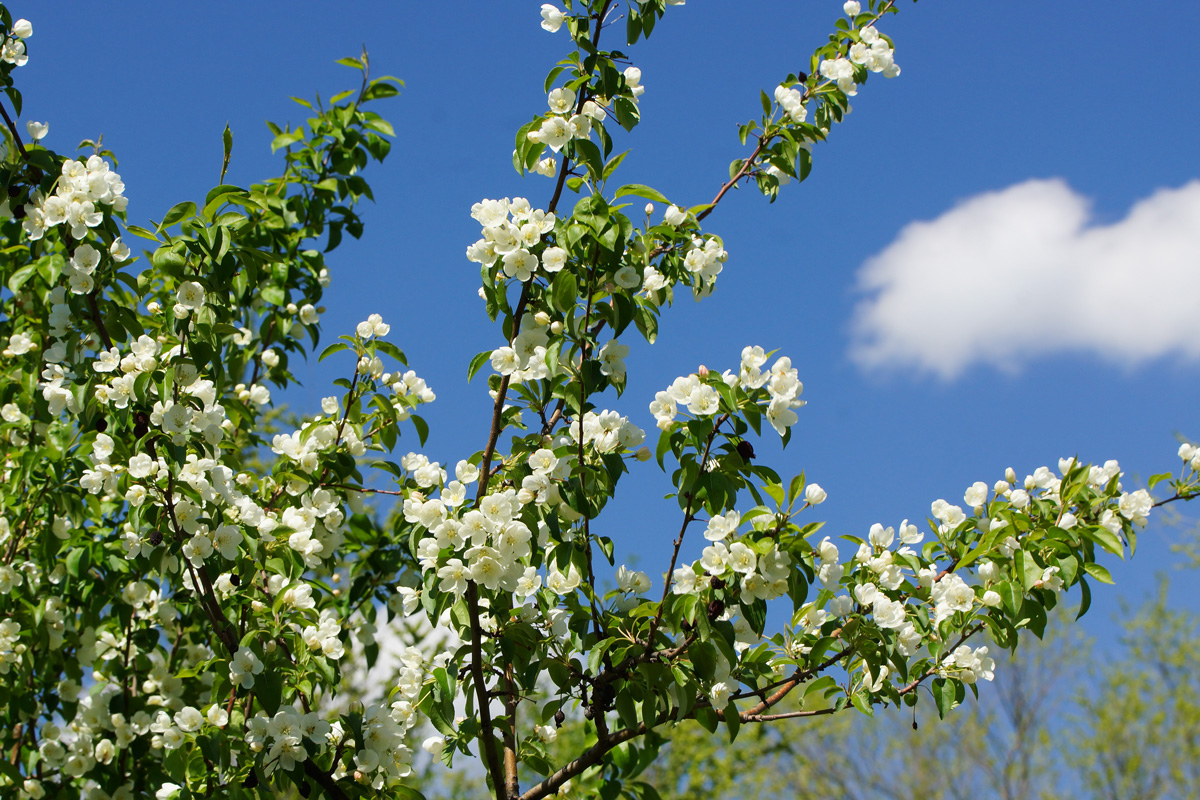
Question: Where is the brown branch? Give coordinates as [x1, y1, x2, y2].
[467, 584, 508, 800]
[540, 399, 565, 436]
[695, 137, 769, 223]
[520, 723, 645, 800]
[1153, 490, 1197, 508]
[164, 471, 237, 654]
[504, 663, 519, 800]
[645, 412, 730, 649]
[86, 289, 114, 351]
[741, 706, 838, 723]
[326, 483, 404, 496]
[0, 100, 28, 160]
[303, 749, 351, 800]
[688, 1, 896, 228]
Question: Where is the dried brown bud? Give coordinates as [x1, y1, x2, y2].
[554, 709, 566, 727]
[148, 531, 163, 547]
[707, 598, 725, 621]
[736, 440, 755, 461]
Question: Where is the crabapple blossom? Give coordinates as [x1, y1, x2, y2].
[540, 4, 565, 32]
[0, 7, 1186, 800]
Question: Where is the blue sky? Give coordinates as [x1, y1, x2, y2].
[13, 1, 1200, 637]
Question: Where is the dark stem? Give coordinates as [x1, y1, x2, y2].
[0, 100, 28, 160]
[87, 290, 114, 350]
[467, 584, 509, 800]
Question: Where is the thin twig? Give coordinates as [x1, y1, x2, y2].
[0, 99, 28, 160]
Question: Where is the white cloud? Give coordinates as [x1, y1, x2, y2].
[850, 179, 1200, 378]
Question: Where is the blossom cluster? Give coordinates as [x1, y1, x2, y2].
[22, 155, 127, 243]
[650, 345, 805, 436]
[1, 17, 29, 66]
[643, 231, 729, 301]
[466, 196, 560, 280]
[823, 2, 900, 98]
[404, 406, 644, 610]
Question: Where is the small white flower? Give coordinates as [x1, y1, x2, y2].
[540, 4, 565, 32]
[663, 205, 687, 227]
[176, 281, 205, 310]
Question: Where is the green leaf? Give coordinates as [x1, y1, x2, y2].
[220, 124, 233, 184]
[613, 96, 640, 132]
[260, 285, 286, 306]
[551, 270, 578, 313]
[614, 184, 670, 205]
[1081, 525, 1125, 559]
[159, 201, 196, 230]
[574, 138, 604, 180]
[932, 677, 955, 719]
[364, 117, 395, 136]
[1147, 472, 1172, 489]
[375, 340, 407, 365]
[998, 580, 1021, 618]
[124, 224, 160, 242]
[1083, 562, 1114, 584]
[271, 130, 305, 152]
[203, 184, 244, 218]
[254, 669, 282, 715]
[724, 699, 741, 741]
[1075, 577, 1092, 620]
[467, 350, 492, 382]
[7, 264, 36, 294]
[411, 414, 429, 447]
[66, 547, 89, 578]
[318, 342, 349, 363]
[850, 692, 874, 717]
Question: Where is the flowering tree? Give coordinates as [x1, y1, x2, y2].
[0, 2, 1196, 800]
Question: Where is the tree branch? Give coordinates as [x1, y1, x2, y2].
[0, 99, 28, 160]
[467, 583, 509, 800]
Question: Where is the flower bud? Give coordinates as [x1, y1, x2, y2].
[550, 321, 564, 334]
[645, 203, 654, 216]
[635, 446, 651, 461]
